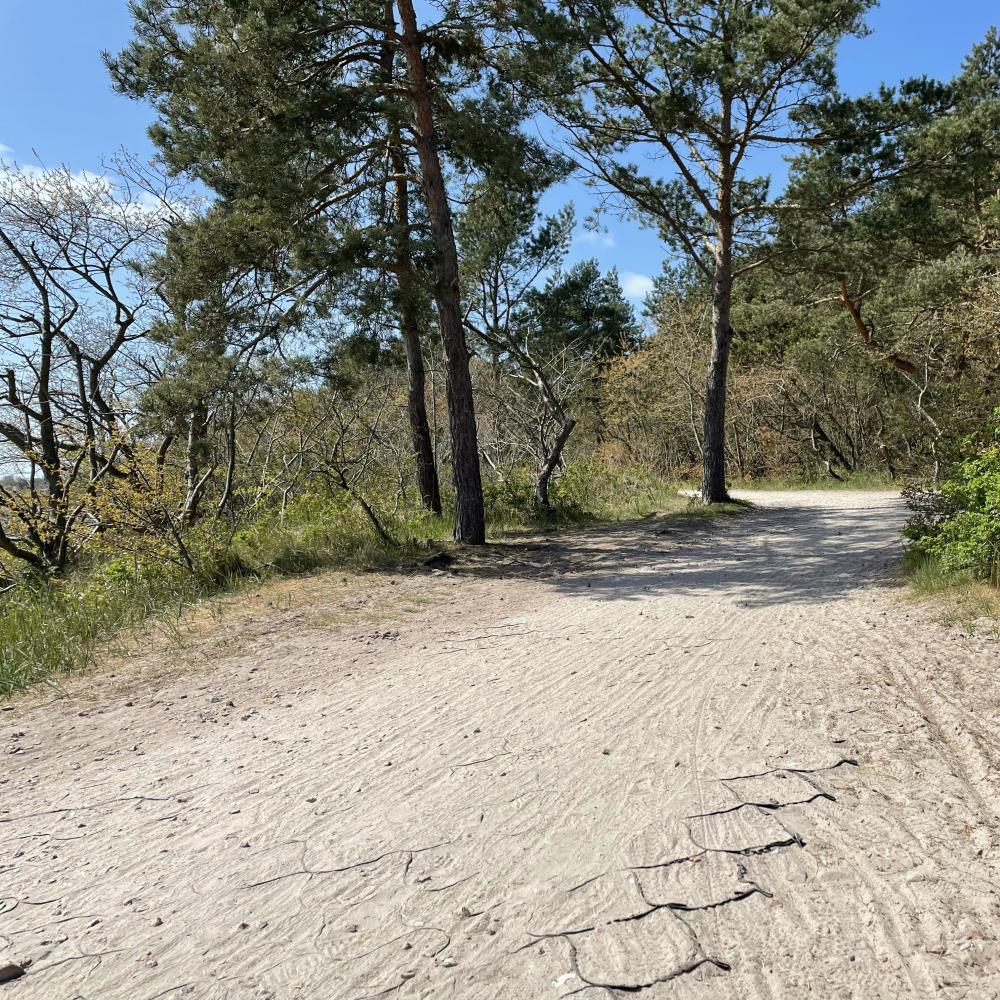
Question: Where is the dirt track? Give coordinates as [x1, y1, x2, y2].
[2, 491, 999, 999]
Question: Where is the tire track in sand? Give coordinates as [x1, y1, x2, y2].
[2, 491, 999, 999]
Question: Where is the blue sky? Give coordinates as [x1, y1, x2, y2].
[1, 1, 996, 301]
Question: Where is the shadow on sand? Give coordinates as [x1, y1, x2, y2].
[435, 496, 906, 610]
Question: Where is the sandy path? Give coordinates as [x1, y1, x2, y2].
[2, 491, 999, 1000]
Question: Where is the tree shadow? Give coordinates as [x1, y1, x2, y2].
[443, 496, 907, 610]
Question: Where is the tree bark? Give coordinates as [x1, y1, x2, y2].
[182, 402, 211, 525]
[396, 0, 485, 544]
[391, 148, 442, 515]
[399, 293, 442, 515]
[381, 3, 441, 516]
[37, 323, 70, 568]
[811, 417, 852, 472]
[535, 418, 576, 510]
[216, 399, 238, 517]
[701, 233, 734, 504]
[701, 90, 734, 506]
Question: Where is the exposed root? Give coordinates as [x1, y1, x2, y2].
[542, 754, 857, 993]
[686, 790, 834, 820]
[423, 872, 478, 893]
[562, 930, 731, 997]
[718, 758, 858, 783]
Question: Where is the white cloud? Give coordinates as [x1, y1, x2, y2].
[1, 161, 116, 197]
[0, 161, 198, 224]
[576, 229, 616, 249]
[621, 271, 655, 300]
[0, 144, 13, 159]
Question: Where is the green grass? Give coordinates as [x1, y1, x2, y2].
[715, 470, 897, 492]
[0, 564, 210, 698]
[0, 496, 445, 699]
[0, 463, 754, 699]
[484, 460, 751, 531]
[904, 549, 1000, 631]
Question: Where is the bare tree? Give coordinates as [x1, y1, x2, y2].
[461, 195, 634, 508]
[0, 164, 169, 573]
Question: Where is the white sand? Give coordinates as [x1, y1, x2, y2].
[2, 491, 998, 999]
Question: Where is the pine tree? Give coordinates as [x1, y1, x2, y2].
[107, 0, 534, 542]
[517, 0, 875, 501]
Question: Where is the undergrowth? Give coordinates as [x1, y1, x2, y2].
[0, 462, 739, 698]
[901, 414, 1000, 629]
[903, 550, 1000, 630]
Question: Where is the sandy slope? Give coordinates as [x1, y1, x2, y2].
[2, 491, 999, 1000]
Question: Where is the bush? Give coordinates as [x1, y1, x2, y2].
[551, 459, 685, 519]
[479, 459, 694, 528]
[904, 420, 1000, 585]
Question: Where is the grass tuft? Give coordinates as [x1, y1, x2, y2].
[718, 470, 897, 492]
[904, 549, 1000, 632]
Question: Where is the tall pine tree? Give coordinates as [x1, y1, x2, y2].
[517, 0, 875, 501]
[108, 0, 539, 543]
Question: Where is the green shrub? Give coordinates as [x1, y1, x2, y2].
[552, 459, 682, 519]
[482, 467, 544, 527]
[0, 492, 425, 697]
[904, 419, 1000, 585]
[479, 459, 695, 527]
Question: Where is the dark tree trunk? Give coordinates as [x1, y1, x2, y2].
[391, 148, 442, 515]
[396, 0, 485, 543]
[155, 433, 175, 495]
[535, 418, 576, 510]
[811, 417, 852, 473]
[399, 301, 442, 514]
[37, 326, 70, 569]
[701, 131, 734, 505]
[381, 4, 441, 516]
[701, 256, 733, 504]
[216, 399, 238, 517]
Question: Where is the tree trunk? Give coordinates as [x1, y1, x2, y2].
[216, 399, 238, 517]
[38, 326, 70, 569]
[811, 417, 852, 471]
[700, 79, 738, 506]
[382, 4, 441, 516]
[334, 470, 397, 547]
[155, 433, 174, 494]
[399, 302, 442, 514]
[701, 113, 734, 505]
[396, 0, 485, 544]
[535, 418, 576, 510]
[809, 421, 846, 481]
[701, 253, 733, 504]
[391, 148, 442, 515]
[182, 402, 210, 525]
